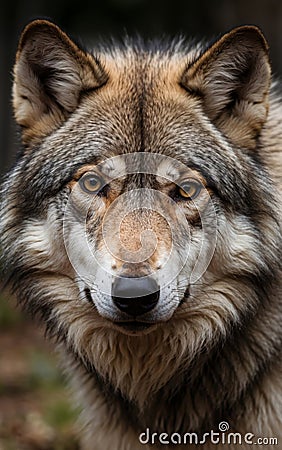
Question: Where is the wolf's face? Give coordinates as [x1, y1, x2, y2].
[56, 63, 223, 332]
[62, 150, 217, 333]
[1, 21, 280, 366]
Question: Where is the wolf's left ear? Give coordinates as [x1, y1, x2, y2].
[13, 20, 107, 146]
[181, 26, 271, 149]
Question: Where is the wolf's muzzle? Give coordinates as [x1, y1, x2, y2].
[112, 276, 160, 316]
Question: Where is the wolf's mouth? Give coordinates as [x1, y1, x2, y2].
[84, 287, 157, 331]
[112, 321, 160, 335]
[114, 321, 154, 332]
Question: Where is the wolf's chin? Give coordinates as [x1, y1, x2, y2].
[112, 321, 159, 335]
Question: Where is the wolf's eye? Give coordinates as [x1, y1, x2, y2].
[178, 180, 202, 200]
[79, 174, 103, 194]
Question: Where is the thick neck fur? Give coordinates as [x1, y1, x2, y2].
[63, 275, 281, 437]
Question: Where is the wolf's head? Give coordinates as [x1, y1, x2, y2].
[1, 21, 281, 402]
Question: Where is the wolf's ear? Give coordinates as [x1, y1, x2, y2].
[13, 20, 107, 146]
[181, 26, 271, 149]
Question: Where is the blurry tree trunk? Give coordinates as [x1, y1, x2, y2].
[0, 5, 17, 175]
[0, 0, 48, 176]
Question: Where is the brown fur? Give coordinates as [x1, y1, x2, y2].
[1, 20, 281, 449]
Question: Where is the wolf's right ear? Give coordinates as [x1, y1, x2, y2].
[13, 20, 107, 146]
[181, 26, 271, 149]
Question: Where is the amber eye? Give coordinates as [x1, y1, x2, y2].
[79, 174, 103, 194]
[178, 180, 202, 200]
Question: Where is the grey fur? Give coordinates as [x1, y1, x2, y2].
[0, 20, 281, 449]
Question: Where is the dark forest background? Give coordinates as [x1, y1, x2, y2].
[0, 0, 282, 175]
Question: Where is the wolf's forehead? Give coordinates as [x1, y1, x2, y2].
[94, 48, 197, 117]
[90, 154, 185, 182]
[68, 53, 205, 159]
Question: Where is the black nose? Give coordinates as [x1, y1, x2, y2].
[112, 276, 160, 316]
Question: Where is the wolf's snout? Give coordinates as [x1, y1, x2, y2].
[112, 276, 160, 316]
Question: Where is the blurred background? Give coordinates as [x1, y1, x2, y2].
[0, 1, 281, 449]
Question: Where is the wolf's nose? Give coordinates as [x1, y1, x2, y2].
[112, 276, 160, 316]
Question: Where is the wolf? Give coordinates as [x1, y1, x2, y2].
[0, 19, 281, 449]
